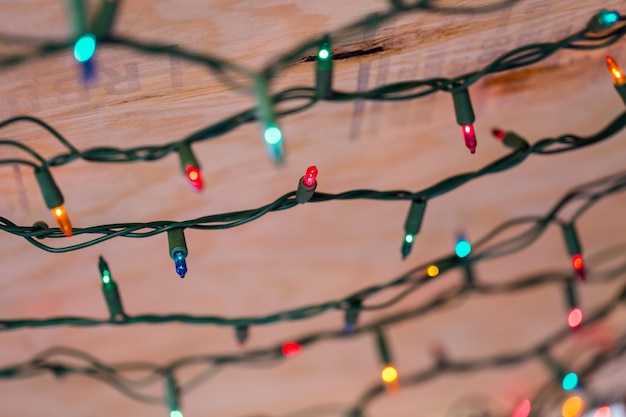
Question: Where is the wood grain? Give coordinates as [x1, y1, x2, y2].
[1, 1, 626, 416]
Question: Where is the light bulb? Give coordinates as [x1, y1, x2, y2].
[185, 165, 203, 191]
[455, 237, 472, 258]
[511, 399, 531, 417]
[427, 265, 439, 277]
[52, 205, 72, 237]
[74, 34, 96, 63]
[282, 342, 301, 357]
[567, 307, 583, 329]
[562, 372, 579, 391]
[173, 251, 187, 278]
[605, 55, 625, 86]
[562, 396, 584, 417]
[264, 126, 282, 145]
[302, 166, 318, 188]
[462, 124, 477, 154]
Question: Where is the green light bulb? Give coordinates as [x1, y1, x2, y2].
[264, 126, 282, 145]
[74, 34, 96, 63]
[318, 48, 330, 60]
[170, 410, 184, 417]
[102, 271, 111, 284]
[404, 234, 414, 243]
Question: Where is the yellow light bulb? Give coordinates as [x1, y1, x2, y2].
[51, 205, 72, 238]
[427, 265, 439, 277]
[606, 55, 625, 86]
[381, 365, 398, 383]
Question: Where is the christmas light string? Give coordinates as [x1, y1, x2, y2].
[0, 9, 624, 242]
[1, 4, 626, 416]
[0, 109, 625, 257]
[1, 247, 625, 416]
[2, 169, 626, 333]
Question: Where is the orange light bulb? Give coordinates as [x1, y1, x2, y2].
[606, 55, 625, 86]
[562, 396, 584, 417]
[51, 205, 72, 237]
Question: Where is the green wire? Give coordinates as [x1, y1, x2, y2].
[2, 112, 624, 252]
[2, 170, 625, 332]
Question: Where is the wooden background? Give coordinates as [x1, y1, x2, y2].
[1, 1, 626, 416]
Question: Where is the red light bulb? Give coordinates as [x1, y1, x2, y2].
[302, 166, 318, 188]
[594, 406, 611, 417]
[462, 124, 477, 154]
[567, 307, 583, 329]
[511, 399, 531, 417]
[572, 254, 585, 281]
[491, 128, 505, 140]
[185, 165, 203, 191]
[281, 341, 301, 357]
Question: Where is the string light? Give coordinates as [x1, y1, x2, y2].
[562, 396, 584, 417]
[491, 128, 530, 151]
[563, 279, 582, 330]
[606, 55, 625, 86]
[593, 406, 612, 417]
[401, 199, 426, 259]
[426, 265, 439, 277]
[98, 256, 125, 320]
[34, 167, 72, 238]
[343, 300, 361, 335]
[166, 374, 183, 417]
[588, 10, 620, 32]
[567, 307, 583, 329]
[255, 75, 284, 164]
[296, 165, 318, 203]
[316, 35, 333, 99]
[511, 399, 531, 417]
[235, 325, 249, 346]
[375, 330, 399, 394]
[562, 224, 585, 282]
[1, 5, 626, 416]
[561, 372, 579, 391]
[605, 55, 626, 106]
[167, 229, 188, 278]
[455, 235, 472, 258]
[281, 342, 301, 357]
[178, 142, 203, 191]
[452, 87, 477, 154]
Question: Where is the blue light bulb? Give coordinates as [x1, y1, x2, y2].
[562, 372, 578, 391]
[455, 238, 472, 258]
[173, 251, 187, 278]
[74, 34, 97, 63]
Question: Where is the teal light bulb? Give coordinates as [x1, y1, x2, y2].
[264, 126, 282, 145]
[562, 372, 578, 391]
[404, 234, 414, 243]
[170, 410, 184, 417]
[455, 238, 471, 258]
[74, 34, 96, 63]
[599, 10, 619, 27]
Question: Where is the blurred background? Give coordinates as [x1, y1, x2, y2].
[1, 1, 626, 416]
